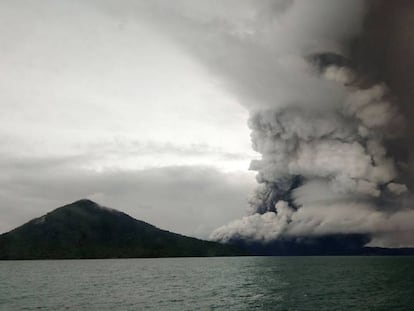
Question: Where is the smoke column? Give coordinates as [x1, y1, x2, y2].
[141, 0, 414, 247]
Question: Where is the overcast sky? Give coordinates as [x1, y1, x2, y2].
[0, 0, 258, 238]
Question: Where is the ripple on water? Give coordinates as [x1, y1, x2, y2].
[1, 257, 414, 310]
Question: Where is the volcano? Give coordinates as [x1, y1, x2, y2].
[0, 199, 245, 259]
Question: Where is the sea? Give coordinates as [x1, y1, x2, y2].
[1, 256, 413, 310]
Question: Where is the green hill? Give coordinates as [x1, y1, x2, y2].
[0, 199, 245, 259]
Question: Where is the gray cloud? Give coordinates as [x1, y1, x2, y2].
[0, 153, 255, 238]
[137, 0, 414, 247]
[85, 139, 254, 161]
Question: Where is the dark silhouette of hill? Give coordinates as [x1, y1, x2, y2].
[227, 235, 414, 256]
[0, 199, 245, 259]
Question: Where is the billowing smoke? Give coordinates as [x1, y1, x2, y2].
[141, 0, 414, 248]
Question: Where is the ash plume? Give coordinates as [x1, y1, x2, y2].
[141, 0, 414, 247]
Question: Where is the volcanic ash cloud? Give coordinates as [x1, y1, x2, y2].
[142, 0, 414, 247]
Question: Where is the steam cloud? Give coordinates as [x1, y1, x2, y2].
[142, 0, 414, 247]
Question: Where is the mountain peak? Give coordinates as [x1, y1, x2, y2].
[0, 200, 245, 259]
[56, 199, 116, 215]
[67, 198, 100, 208]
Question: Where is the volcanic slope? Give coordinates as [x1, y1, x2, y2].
[0, 199, 245, 259]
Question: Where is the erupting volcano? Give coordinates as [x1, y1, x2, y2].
[142, 0, 414, 251]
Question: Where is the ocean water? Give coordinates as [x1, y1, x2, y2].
[1, 256, 413, 310]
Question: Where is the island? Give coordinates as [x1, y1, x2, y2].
[0, 199, 246, 259]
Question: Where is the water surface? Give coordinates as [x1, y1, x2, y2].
[1, 256, 413, 310]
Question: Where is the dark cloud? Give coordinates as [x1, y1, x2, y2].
[352, 0, 414, 185]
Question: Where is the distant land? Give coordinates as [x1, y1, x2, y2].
[0, 199, 245, 260]
[1, 199, 413, 260]
[228, 236, 414, 256]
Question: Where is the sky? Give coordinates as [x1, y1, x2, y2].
[2, 0, 414, 248]
[0, 0, 258, 238]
